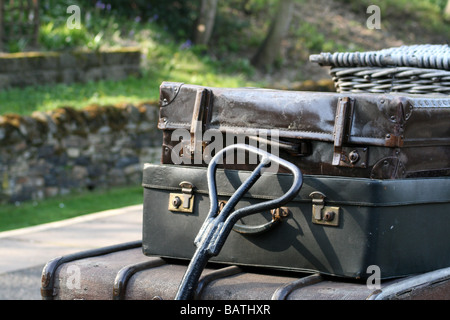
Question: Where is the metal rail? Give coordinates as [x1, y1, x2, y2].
[174, 144, 303, 300]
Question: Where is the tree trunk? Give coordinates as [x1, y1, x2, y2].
[0, 0, 3, 51]
[194, 0, 218, 46]
[251, 0, 295, 70]
[445, 0, 450, 19]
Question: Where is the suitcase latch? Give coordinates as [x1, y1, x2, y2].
[333, 97, 369, 168]
[309, 191, 340, 227]
[169, 181, 195, 213]
[187, 88, 212, 159]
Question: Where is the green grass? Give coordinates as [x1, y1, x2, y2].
[0, 185, 143, 232]
[0, 62, 258, 116]
[0, 74, 159, 115]
[0, 41, 260, 116]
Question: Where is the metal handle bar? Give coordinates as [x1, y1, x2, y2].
[175, 144, 303, 300]
[232, 208, 287, 235]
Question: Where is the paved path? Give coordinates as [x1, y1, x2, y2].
[0, 205, 143, 300]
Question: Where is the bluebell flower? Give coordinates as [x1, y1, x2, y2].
[96, 1, 105, 10]
[148, 14, 159, 23]
[180, 39, 193, 50]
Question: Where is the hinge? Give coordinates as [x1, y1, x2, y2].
[384, 97, 412, 148]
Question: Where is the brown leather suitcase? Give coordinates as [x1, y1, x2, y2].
[158, 82, 450, 179]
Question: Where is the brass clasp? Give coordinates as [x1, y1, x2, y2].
[309, 191, 340, 227]
[169, 181, 195, 213]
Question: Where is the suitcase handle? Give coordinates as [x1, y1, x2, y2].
[232, 207, 288, 235]
[175, 143, 303, 300]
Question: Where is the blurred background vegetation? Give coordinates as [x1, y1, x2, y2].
[0, 0, 449, 115]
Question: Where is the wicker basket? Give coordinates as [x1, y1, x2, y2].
[310, 45, 450, 95]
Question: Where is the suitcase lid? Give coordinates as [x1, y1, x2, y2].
[143, 163, 450, 207]
[158, 82, 450, 149]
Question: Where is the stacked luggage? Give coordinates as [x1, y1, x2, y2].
[42, 45, 450, 300]
[143, 79, 450, 299]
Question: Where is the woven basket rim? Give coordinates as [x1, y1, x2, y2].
[310, 44, 450, 71]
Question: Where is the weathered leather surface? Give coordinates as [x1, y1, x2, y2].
[159, 82, 450, 146]
[157, 82, 450, 179]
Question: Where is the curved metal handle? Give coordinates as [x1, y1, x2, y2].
[175, 144, 303, 300]
[193, 144, 303, 249]
[206, 144, 302, 225]
[232, 207, 289, 235]
[233, 220, 279, 234]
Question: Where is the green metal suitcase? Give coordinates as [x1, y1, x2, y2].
[142, 160, 450, 280]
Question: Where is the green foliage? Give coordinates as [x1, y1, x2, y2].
[150, 47, 253, 87]
[428, 0, 448, 10]
[0, 33, 259, 116]
[38, 22, 90, 51]
[38, 0, 121, 51]
[292, 22, 349, 54]
[2, 0, 448, 115]
[89, 0, 200, 40]
[343, 0, 450, 33]
[5, 39, 29, 53]
[0, 75, 159, 115]
[79, 0, 201, 42]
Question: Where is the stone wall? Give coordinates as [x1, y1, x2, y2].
[0, 47, 141, 89]
[0, 102, 161, 204]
